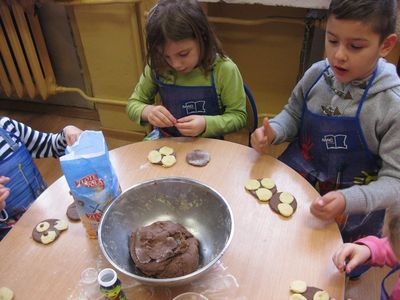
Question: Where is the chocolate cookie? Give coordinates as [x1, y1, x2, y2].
[245, 178, 277, 202]
[32, 219, 68, 245]
[302, 287, 330, 300]
[66, 202, 80, 222]
[186, 149, 210, 167]
[269, 192, 297, 217]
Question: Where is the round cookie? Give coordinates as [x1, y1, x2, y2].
[147, 147, 177, 167]
[269, 192, 297, 217]
[32, 219, 68, 245]
[186, 149, 210, 167]
[302, 287, 329, 300]
[66, 202, 80, 222]
[245, 178, 277, 202]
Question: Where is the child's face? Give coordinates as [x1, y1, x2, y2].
[162, 38, 200, 74]
[325, 16, 390, 83]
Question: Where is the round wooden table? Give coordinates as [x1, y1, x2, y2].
[0, 138, 344, 299]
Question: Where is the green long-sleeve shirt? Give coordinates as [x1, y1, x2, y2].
[126, 56, 247, 138]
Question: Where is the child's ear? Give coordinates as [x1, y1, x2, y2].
[379, 33, 398, 57]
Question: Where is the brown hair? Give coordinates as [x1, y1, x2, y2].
[145, 0, 225, 75]
[383, 204, 400, 259]
[328, 0, 397, 42]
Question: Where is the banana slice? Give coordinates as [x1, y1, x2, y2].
[289, 294, 307, 300]
[290, 280, 307, 293]
[245, 179, 261, 191]
[0, 287, 13, 300]
[40, 231, 57, 244]
[256, 188, 273, 202]
[36, 221, 50, 233]
[313, 290, 330, 300]
[260, 177, 275, 189]
[278, 203, 294, 217]
[280, 192, 294, 204]
[54, 220, 69, 231]
[161, 155, 176, 167]
[148, 150, 162, 164]
[159, 146, 174, 156]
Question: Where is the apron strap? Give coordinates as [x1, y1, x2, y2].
[0, 127, 19, 152]
[381, 264, 400, 300]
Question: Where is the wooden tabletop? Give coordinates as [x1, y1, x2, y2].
[0, 137, 344, 299]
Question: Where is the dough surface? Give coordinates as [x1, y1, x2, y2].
[129, 220, 200, 278]
[186, 149, 210, 167]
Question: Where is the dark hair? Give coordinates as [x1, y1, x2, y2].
[145, 0, 225, 75]
[328, 0, 397, 42]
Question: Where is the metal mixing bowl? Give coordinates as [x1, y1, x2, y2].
[98, 177, 234, 286]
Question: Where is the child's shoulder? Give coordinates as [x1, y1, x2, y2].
[213, 56, 239, 73]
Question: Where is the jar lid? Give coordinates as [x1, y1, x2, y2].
[98, 268, 117, 287]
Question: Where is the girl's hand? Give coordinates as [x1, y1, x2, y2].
[0, 176, 11, 210]
[332, 243, 371, 274]
[250, 117, 275, 153]
[175, 115, 206, 137]
[63, 126, 83, 146]
[310, 191, 346, 220]
[142, 105, 176, 128]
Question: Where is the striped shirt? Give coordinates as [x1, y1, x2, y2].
[0, 117, 67, 160]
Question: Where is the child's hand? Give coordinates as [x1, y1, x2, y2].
[250, 117, 275, 153]
[310, 191, 346, 220]
[63, 125, 83, 146]
[142, 105, 177, 128]
[175, 115, 206, 137]
[332, 243, 371, 274]
[0, 176, 11, 210]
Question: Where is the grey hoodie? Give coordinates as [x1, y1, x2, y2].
[270, 58, 400, 214]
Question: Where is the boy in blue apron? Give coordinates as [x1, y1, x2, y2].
[126, 0, 247, 139]
[251, 0, 400, 276]
[0, 117, 82, 240]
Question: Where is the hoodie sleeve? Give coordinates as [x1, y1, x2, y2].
[356, 236, 398, 268]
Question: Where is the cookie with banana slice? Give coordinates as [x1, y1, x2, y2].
[32, 219, 68, 245]
[148, 146, 176, 168]
[244, 178, 277, 202]
[269, 192, 297, 217]
[289, 280, 331, 300]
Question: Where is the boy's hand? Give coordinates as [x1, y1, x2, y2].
[63, 126, 83, 146]
[332, 243, 371, 274]
[175, 115, 206, 137]
[310, 191, 346, 220]
[0, 176, 11, 210]
[142, 105, 177, 128]
[250, 117, 275, 153]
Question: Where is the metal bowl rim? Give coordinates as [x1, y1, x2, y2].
[97, 176, 235, 284]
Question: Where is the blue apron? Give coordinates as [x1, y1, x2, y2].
[152, 71, 222, 137]
[381, 264, 400, 300]
[279, 66, 384, 243]
[0, 127, 46, 239]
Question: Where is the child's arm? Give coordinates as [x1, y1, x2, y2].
[310, 191, 346, 220]
[2, 117, 72, 158]
[332, 242, 371, 274]
[63, 126, 82, 146]
[250, 117, 276, 153]
[333, 237, 397, 275]
[126, 65, 160, 127]
[196, 58, 247, 138]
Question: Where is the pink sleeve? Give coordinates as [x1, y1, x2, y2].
[356, 236, 398, 268]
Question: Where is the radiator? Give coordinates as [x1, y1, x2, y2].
[0, 0, 56, 100]
[0, 0, 131, 106]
